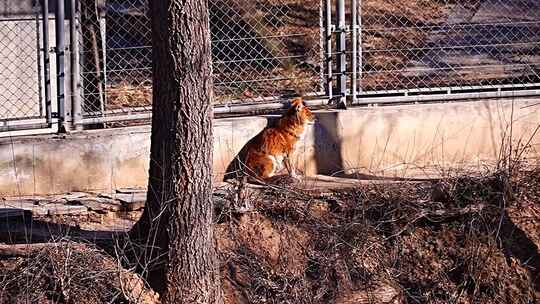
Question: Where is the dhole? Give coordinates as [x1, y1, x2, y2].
[240, 97, 316, 181]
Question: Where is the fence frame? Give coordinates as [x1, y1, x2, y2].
[1, 0, 540, 135]
[344, 0, 540, 106]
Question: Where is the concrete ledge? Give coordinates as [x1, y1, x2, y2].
[1, 97, 539, 196]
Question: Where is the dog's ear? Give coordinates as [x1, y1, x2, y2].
[291, 97, 304, 110]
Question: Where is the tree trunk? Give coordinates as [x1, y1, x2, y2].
[80, 0, 105, 114]
[129, 0, 223, 303]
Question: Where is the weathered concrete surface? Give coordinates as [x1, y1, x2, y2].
[0, 116, 267, 195]
[304, 98, 540, 178]
[1, 97, 539, 196]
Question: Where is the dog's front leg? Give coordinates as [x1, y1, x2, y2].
[284, 154, 298, 178]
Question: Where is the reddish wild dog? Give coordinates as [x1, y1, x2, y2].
[242, 97, 315, 181]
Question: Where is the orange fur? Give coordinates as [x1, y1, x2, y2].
[243, 97, 315, 180]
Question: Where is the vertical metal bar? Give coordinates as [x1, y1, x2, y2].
[325, 0, 333, 99]
[318, 0, 325, 95]
[70, 0, 82, 130]
[351, 0, 358, 104]
[56, 0, 67, 132]
[36, 11, 44, 117]
[336, 0, 347, 108]
[357, 0, 362, 96]
[42, 0, 52, 127]
[99, 16, 107, 110]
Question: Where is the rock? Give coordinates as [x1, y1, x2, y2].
[3, 195, 48, 201]
[45, 204, 88, 216]
[76, 198, 123, 212]
[98, 193, 146, 211]
[1, 200, 49, 216]
[63, 192, 89, 200]
[116, 188, 147, 194]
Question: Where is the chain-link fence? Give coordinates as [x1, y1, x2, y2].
[76, 0, 151, 120]
[76, 0, 323, 123]
[0, 8, 44, 124]
[1, 0, 540, 132]
[356, 0, 540, 95]
[210, 0, 322, 103]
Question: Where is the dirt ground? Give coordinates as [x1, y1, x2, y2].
[0, 167, 539, 303]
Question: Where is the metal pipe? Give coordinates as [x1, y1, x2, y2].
[357, 0, 363, 99]
[213, 99, 329, 114]
[336, 0, 347, 108]
[351, 0, 358, 104]
[354, 89, 540, 105]
[325, 0, 333, 99]
[70, 0, 82, 130]
[42, 0, 52, 127]
[79, 99, 331, 125]
[56, 0, 67, 132]
[36, 12, 44, 118]
[357, 82, 540, 96]
[0, 122, 56, 133]
[318, 0, 325, 95]
[77, 89, 540, 126]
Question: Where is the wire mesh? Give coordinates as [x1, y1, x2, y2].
[0, 12, 43, 122]
[77, 0, 322, 124]
[356, 0, 540, 94]
[210, 0, 322, 103]
[77, 0, 151, 120]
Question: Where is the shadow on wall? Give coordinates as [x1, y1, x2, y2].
[312, 111, 344, 176]
[222, 117, 275, 181]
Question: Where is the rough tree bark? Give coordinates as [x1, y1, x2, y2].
[129, 0, 223, 303]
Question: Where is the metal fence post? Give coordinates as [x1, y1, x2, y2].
[70, 0, 82, 130]
[335, 0, 347, 108]
[351, 0, 358, 104]
[56, 0, 67, 132]
[357, 0, 362, 98]
[318, 0, 325, 95]
[325, 0, 333, 100]
[42, 0, 53, 127]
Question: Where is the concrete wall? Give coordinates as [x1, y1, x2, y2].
[304, 98, 540, 178]
[1, 98, 539, 196]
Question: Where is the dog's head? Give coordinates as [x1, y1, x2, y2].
[288, 97, 315, 125]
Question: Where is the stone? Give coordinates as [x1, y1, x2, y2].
[99, 193, 146, 211]
[116, 188, 146, 194]
[61, 192, 90, 201]
[76, 198, 123, 212]
[45, 204, 88, 216]
[1, 200, 48, 216]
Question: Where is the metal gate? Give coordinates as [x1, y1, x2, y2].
[325, 0, 540, 106]
[0, 1, 52, 133]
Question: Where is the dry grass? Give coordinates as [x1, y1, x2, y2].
[0, 168, 538, 303]
[0, 240, 158, 304]
[107, 83, 152, 110]
[215, 168, 540, 303]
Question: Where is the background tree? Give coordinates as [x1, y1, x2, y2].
[129, 0, 223, 303]
[80, 0, 105, 113]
